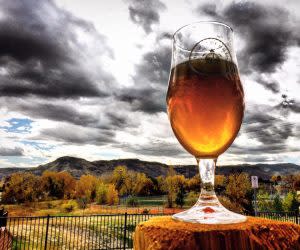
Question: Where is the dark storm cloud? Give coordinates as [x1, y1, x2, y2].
[234, 154, 277, 163]
[117, 42, 171, 114]
[0, 97, 134, 130]
[133, 46, 171, 85]
[290, 103, 300, 113]
[254, 76, 280, 94]
[7, 101, 98, 127]
[0, 0, 114, 98]
[116, 87, 166, 113]
[243, 111, 294, 145]
[127, 0, 166, 34]
[228, 106, 297, 157]
[229, 144, 287, 155]
[0, 69, 107, 98]
[119, 141, 187, 157]
[198, 2, 300, 74]
[0, 147, 24, 156]
[35, 126, 116, 146]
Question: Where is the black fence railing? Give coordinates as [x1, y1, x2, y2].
[0, 211, 298, 249]
[257, 211, 299, 224]
[1, 213, 164, 250]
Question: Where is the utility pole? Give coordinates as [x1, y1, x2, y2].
[251, 176, 258, 216]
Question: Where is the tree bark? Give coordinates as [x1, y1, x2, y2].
[134, 216, 300, 250]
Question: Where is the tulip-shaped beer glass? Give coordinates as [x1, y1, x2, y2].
[167, 22, 246, 224]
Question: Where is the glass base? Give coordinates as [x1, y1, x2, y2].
[172, 203, 247, 224]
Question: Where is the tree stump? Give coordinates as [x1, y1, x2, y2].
[134, 216, 300, 250]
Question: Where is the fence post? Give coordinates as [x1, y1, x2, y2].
[44, 214, 50, 250]
[123, 212, 128, 250]
[296, 210, 299, 225]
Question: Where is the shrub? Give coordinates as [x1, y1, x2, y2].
[76, 197, 88, 209]
[126, 196, 139, 207]
[61, 200, 77, 213]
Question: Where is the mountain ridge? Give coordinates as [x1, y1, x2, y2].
[0, 156, 299, 180]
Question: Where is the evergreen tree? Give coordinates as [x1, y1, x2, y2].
[290, 192, 299, 212]
[272, 194, 283, 212]
[283, 191, 299, 212]
[175, 186, 185, 208]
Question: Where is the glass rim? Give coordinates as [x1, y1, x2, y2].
[173, 21, 233, 52]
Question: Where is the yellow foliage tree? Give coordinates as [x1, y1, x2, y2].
[106, 184, 119, 205]
[187, 174, 200, 192]
[41, 171, 76, 199]
[111, 166, 153, 196]
[2, 173, 41, 203]
[163, 167, 187, 208]
[75, 174, 99, 202]
[225, 173, 252, 211]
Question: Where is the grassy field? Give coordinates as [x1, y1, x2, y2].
[3, 197, 184, 217]
[120, 195, 167, 206]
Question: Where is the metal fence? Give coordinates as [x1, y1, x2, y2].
[0, 211, 298, 250]
[257, 211, 299, 224]
[1, 213, 163, 250]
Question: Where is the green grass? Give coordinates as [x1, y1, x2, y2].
[121, 195, 167, 206]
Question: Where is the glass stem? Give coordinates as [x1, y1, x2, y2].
[196, 158, 220, 207]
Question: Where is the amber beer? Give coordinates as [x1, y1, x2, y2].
[167, 58, 244, 158]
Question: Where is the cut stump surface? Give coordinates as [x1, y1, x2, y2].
[133, 216, 300, 250]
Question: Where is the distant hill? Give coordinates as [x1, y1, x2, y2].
[0, 156, 299, 180]
[176, 163, 300, 180]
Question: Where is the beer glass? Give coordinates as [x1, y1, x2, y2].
[167, 22, 246, 224]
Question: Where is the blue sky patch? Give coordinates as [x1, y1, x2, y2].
[1, 118, 33, 134]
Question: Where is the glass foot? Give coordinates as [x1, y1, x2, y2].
[172, 204, 247, 224]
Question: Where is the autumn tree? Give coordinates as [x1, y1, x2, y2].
[2, 173, 42, 203]
[110, 166, 153, 196]
[281, 175, 296, 193]
[106, 184, 119, 205]
[133, 173, 154, 195]
[293, 174, 300, 190]
[123, 170, 137, 195]
[111, 166, 128, 193]
[271, 175, 282, 185]
[41, 171, 76, 199]
[96, 182, 108, 204]
[75, 174, 98, 202]
[225, 173, 253, 213]
[187, 174, 200, 192]
[215, 175, 226, 193]
[163, 167, 187, 208]
[96, 183, 119, 205]
[155, 176, 165, 194]
[257, 191, 272, 211]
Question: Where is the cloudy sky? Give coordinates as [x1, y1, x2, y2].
[0, 0, 299, 168]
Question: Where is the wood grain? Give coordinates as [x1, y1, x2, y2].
[134, 216, 300, 250]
